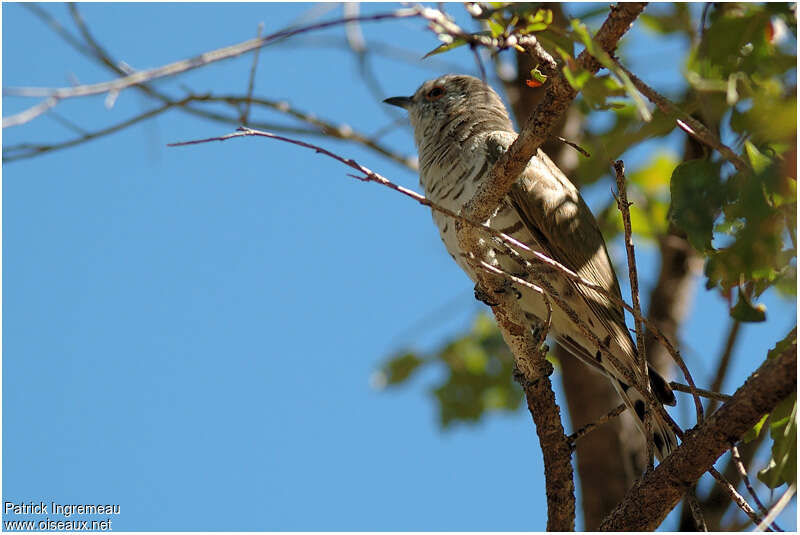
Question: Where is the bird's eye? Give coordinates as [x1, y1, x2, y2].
[425, 86, 445, 101]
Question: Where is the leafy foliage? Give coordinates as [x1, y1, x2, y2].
[378, 314, 523, 427]
[668, 159, 726, 252]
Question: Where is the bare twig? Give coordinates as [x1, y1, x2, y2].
[4, 8, 423, 118]
[8, 5, 418, 170]
[669, 382, 731, 402]
[568, 403, 627, 444]
[555, 136, 591, 158]
[756, 484, 795, 532]
[4, 92, 416, 168]
[2, 98, 323, 163]
[685, 488, 709, 531]
[2, 96, 59, 128]
[240, 22, 265, 126]
[613, 159, 655, 469]
[471, 45, 488, 84]
[169, 126, 689, 444]
[22, 4, 93, 56]
[708, 319, 742, 413]
[171, 126, 577, 529]
[204, 95, 417, 169]
[730, 444, 782, 531]
[4, 97, 193, 161]
[613, 59, 749, 173]
[343, 3, 395, 119]
[707, 467, 772, 530]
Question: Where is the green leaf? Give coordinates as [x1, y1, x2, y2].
[529, 67, 548, 84]
[743, 413, 769, 443]
[744, 140, 773, 174]
[423, 31, 494, 59]
[730, 287, 767, 322]
[767, 328, 797, 360]
[629, 153, 678, 196]
[668, 159, 725, 252]
[744, 330, 796, 445]
[562, 64, 592, 91]
[423, 39, 467, 59]
[378, 313, 522, 428]
[524, 8, 553, 32]
[381, 352, 424, 385]
[487, 18, 505, 38]
[758, 394, 797, 488]
[639, 5, 692, 35]
[569, 19, 652, 121]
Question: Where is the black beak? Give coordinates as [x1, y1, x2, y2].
[383, 96, 413, 109]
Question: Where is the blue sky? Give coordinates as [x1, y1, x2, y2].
[3, 3, 796, 531]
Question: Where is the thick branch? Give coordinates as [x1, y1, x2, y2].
[451, 7, 645, 529]
[599, 344, 797, 531]
[463, 2, 646, 224]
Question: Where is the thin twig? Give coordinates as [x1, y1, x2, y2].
[685, 488, 709, 532]
[613, 159, 655, 470]
[22, 3, 93, 55]
[613, 59, 749, 173]
[4, 98, 189, 161]
[169, 126, 685, 441]
[204, 94, 417, 169]
[170, 125, 577, 530]
[9, 5, 418, 170]
[556, 136, 591, 157]
[730, 444, 782, 531]
[2, 99, 322, 163]
[2, 96, 58, 128]
[707, 467, 773, 531]
[756, 484, 795, 532]
[599, 345, 795, 530]
[4, 8, 423, 115]
[568, 403, 627, 444]
[46, 108, 89, 135]
[708, 319, 742, 414]
[240, 22, 265, 126]
[343, 3, 395, 120]
[668, 382, 731, 402]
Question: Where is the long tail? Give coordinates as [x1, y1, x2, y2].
[557, 334, 678, 460]
[609, 372, 678, 461]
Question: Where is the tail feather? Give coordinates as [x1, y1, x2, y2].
[556, 333, 678, 460]
[609, 375, 678, 461]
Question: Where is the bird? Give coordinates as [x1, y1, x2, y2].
[384, 74, 678, 460]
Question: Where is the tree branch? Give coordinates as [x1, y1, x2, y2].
[599, 343, 797, 531]
[464, 2, 647, 224]
[4, 8, 423, 124]
[449, 7, 646, 529]
[613, 159, 656, 468]
[613, 59, 749, 173]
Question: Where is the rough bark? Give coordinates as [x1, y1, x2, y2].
[457, 4, 646, 529]
[502, 5, 652, 528]
[599, 344, 797, 531]
[464, 2, 647, 224]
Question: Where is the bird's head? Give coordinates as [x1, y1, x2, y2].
[384, 74, 513, 147]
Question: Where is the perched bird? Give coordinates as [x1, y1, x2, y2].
[385, 74, 677, 460]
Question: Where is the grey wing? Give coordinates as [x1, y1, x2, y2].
[485, 131, 627, 331]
